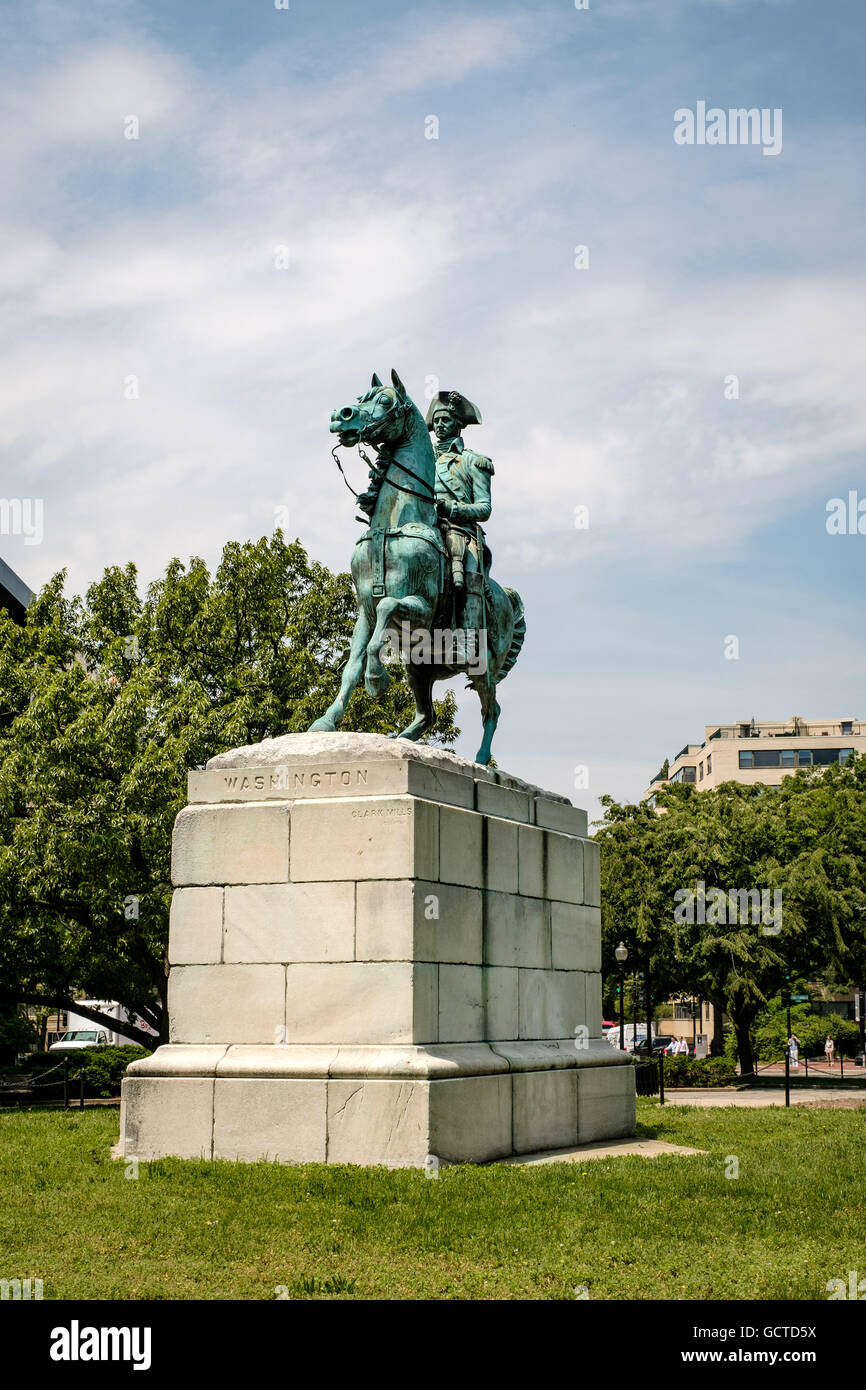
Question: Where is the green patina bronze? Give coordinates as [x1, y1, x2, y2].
[309, 370, 525, 765]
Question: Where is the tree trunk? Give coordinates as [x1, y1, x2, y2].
[16, 994, 160, 1049]
[732, 1013, 755, 1077]
[710, 1003, 725, 1057]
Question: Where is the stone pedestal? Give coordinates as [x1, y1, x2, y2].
[121, 734, 635, 1167]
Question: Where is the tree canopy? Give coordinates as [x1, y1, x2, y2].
[0, 533, 458, 1045]
[597, 758, 866, 1072]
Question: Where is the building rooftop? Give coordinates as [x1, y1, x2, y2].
[0, 557, 34, 623]
[643, 715, 864, 803]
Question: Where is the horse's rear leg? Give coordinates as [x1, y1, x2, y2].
[309, 608, 372, 731]
[474, 675, 501, 765]
[393, 665, 436, 742]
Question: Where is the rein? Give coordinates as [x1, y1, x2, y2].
[331, 435, 437, 516]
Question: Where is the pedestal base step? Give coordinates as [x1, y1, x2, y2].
[120, 1043, 635, 1168]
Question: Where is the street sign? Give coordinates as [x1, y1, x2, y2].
[791, 994, 809, 1003]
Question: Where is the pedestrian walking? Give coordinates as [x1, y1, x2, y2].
[788, 1032, 800, 1069]
[824, 1034, 835, 1066]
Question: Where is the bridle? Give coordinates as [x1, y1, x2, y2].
[331, 394, 437, 513]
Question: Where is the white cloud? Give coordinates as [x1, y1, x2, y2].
[0, 1, 862, 807]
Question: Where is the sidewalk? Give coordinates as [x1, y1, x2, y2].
[656, 1088, 866, 1108]
[749, 1059, 863, 1078]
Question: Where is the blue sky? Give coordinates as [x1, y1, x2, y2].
[0, 0, 864, 817]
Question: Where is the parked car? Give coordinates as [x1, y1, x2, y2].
[632, 1035, 685, 1057]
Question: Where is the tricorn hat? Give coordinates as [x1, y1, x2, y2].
[425, 390, 482, 431]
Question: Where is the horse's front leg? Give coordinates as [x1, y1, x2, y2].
[365, 594, 434, 698]
[309, 607, 373, 731]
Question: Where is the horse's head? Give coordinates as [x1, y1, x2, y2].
[330, 369, 415, 450]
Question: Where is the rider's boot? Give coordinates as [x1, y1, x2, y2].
[461, 571, 485, 641]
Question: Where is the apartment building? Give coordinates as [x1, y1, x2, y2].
[644, 715, 865, 806]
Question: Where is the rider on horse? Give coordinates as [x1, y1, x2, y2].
[426, 390, 493, 635]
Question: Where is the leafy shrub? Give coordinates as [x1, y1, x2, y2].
[66, 1046, 150, 1097]
[722, 1005, 862, 1065]
[658, 1056, 738, 1088]
[753, 1009, 860, 1062]
[0, 1051, 62, 1076]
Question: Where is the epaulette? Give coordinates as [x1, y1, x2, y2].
[469, 452, 494, 475]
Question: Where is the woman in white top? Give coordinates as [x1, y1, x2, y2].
[824, 1035, 835, 1065]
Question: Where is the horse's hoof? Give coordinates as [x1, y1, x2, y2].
[475, 749, 491, 765]
[309, 716, 336, 732]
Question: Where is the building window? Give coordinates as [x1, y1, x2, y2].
[699, 762, 704, 780]
[673, 1003, 693, 1020]
[670, 766, 697, 784]
[841, 721, 853, 736]
[812, 746, 851, 767]
[706, 754, 712, 774]
[740, 747, 853, 770]
[738, 748, 820, 770]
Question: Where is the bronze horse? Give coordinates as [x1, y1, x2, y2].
[309, 370, 525, 765]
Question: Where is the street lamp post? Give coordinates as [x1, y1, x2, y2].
[783, 974, 792, 1109]
[615, 942, 628, 1052]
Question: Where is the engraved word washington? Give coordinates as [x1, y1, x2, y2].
[221, 767, 370, 793]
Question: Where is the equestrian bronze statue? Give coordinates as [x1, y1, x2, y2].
[309, 370, 525, 765]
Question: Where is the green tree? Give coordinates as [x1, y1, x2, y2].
[597, 759, 866, 1074]
[0, 1007, 38, 1065]
[597, 796, 685, 1035]
[0, 533, 458, 1045]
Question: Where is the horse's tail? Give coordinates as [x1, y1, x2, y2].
[498, 587, 525, 680]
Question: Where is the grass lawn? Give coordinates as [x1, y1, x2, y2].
[1, 1100, 862, 1300]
